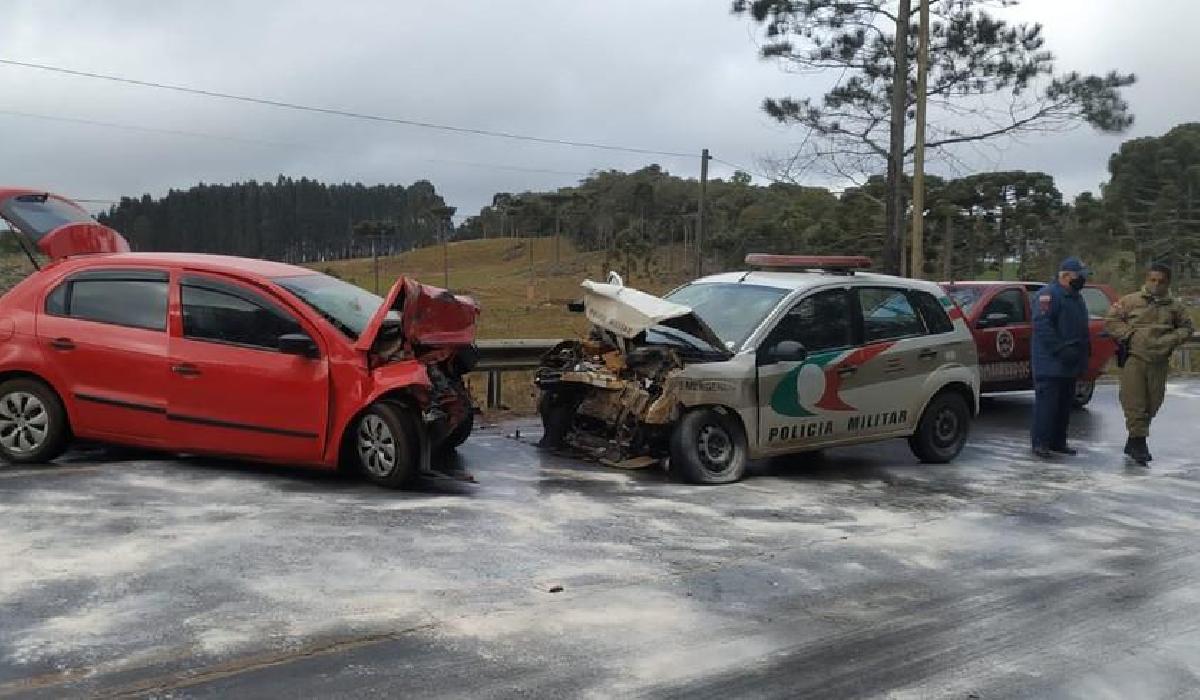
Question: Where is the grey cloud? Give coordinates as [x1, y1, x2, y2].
[0, 0, 1194, 219]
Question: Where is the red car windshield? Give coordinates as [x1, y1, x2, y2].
[0, 194, 94, 242]
[276, 274, 394, 340]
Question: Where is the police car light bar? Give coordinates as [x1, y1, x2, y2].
[744, 254, 873, 273]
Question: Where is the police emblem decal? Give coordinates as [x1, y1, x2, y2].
[995, 328, 1015, 358]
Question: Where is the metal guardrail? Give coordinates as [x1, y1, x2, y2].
[473, 338, 562, 409]
[470, 336, 1200, 410]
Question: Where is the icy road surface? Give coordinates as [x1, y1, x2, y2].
[2, 381, 1200, 698]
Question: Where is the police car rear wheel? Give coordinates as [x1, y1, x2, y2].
[670, 408, 748, 485]
[908, 391, 970, 464]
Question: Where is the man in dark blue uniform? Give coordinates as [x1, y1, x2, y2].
[1030, 257, 1092, 458]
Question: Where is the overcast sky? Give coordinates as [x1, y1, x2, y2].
[2, 0, 1197, 220]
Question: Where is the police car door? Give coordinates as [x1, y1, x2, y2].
[755, 287, 856, 455]
[849, 285, 937, 438]
[976, 286, 1032, 389]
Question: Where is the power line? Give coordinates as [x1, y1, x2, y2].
[423, 158, 589, 178]
[712, 156, 854, 195]
[711, 156, 803, 188]
[0, 58, 696, 160]
[0, 109, 616, 178]
[0, 108, 294, 146]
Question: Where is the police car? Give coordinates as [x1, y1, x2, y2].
[941, 280, 1119, 407]
[536, 255, 981, 484]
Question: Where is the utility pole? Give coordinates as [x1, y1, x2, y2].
[885, 0, 913, 276]
[696, 148, 710, 278]
[910, 0, 931, 279]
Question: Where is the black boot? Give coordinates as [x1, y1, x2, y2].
[1130, 437, 1151, 465]
[1123, 438, 1134, 457]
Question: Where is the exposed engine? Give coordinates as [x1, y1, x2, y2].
[535, 334, 682, 466]
[534, 276, 734, 468]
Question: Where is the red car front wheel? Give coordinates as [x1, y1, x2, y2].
[355, 402, 418, 488]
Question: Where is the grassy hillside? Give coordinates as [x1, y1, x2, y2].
[311, 238, 695, 413]
[310, 237, 690, 340]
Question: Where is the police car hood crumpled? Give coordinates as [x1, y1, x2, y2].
[580, 280, 727, 354]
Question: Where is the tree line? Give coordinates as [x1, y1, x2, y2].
[98, 175, 452, 263]
[93, 124, 1200, 290]
[459, 123, 1200, 287]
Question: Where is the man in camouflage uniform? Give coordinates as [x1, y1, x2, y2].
[1105, 263, 1195, 465]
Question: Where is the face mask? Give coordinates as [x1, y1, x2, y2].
[1069, 277, 1086, 291]
[1146, 281, 1169, 297]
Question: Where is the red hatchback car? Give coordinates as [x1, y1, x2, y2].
[940, 280, 1119, 408]
[0, 189, 478, 487]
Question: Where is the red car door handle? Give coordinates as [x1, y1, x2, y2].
[171, 364, 201, 377]
[837, 365, 858, 377]
[49, 338, 75, 351]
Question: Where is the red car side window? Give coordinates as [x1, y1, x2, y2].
[1079, 287, 1112, 319]
[981, 288, 1027, 325]
[45, 282, 67, 316]
[43, 269, 169, 331]
[180, 275, 306, 352]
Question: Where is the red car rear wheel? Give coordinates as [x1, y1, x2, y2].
[0, 378, 69, 465]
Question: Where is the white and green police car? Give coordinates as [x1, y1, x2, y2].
[536, 255, 981, 484]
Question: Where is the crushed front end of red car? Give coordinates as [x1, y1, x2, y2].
[356, 276, 481, 474]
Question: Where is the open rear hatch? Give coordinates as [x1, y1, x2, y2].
[0, 190, 129, 260]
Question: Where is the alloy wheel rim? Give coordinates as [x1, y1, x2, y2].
[0, 392, 48, 455]
[697, 424, 733, 472]
[357, 414, 397, 477]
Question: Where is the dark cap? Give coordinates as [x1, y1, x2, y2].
[1060, 256, 1089, 277]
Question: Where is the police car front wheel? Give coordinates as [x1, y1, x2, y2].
[908, 391, 971, 464]
[670, 408, 748, 485]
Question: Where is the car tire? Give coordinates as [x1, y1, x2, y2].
[537, 392, 577, 449]
[1072, 380, 1095, 409]
[444, 408, 474, 449]
[669, 407, 748, 485]
[908, 391, 971, 464]
[355, 402, 418, 488]
[0, 378, 70, 465]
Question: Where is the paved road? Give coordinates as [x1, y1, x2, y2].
[3, 381, 1200, 699]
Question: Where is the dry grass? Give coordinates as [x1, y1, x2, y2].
[310, 237, 689, 340]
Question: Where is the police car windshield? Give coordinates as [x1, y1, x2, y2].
[664, 283, 788, 350]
